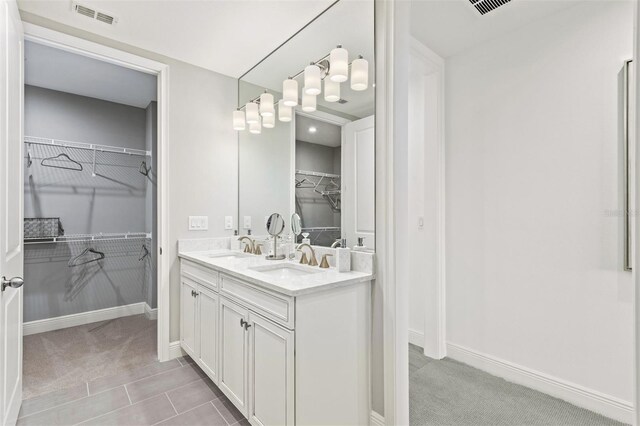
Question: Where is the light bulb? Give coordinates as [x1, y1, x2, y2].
[329, 45, 348, 83]
[324, 78, 340, 102]
[302, 89, 316, 112]
[304, 64, 321, 95]
[259, 92, 274, 117]
[233, 110, 245, 130]
[278, 100, 292, 122]
[246, 102, 259, 124]
[249, 118, 261, 134]
[351, 56, 369, 91]
[283, 78, 298, 107]
[263, 114, 275, 128]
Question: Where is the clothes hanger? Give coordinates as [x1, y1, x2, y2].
[138, 245, 150, 261]
[68, 248, 105, 267]
[41, 153, 83, 172]
[139, 160, 151, 176]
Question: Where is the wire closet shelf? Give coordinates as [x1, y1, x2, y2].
[24, 136, 151, 157]
[24, 232, 151, 245]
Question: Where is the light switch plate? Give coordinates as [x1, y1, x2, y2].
[418, 216, 424, 229]
[243, 216, 252, 229]
[225, 216, 233, 230]
[189, 216, 208, 231]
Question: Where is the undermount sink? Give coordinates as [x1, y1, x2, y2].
[250, 263, 322, 278]
[203, 251, 251, 260]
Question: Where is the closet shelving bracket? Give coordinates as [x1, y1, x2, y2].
[24, 136, 151, 157]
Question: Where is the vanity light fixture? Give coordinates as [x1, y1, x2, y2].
[302, 89, 317, 112]
[233, 110, 246, 131]
[263, 114, 275, 129]
[259, 92, 275, 117]
[278, 100, 292, 122]
[329, 45, 349, 83]
[351, 55, 369, 91]
[324, 78, 340, 102]
[304, 63, 321, 95]
[283, 78, 298, 107]
[246, 102, 259, 124]
[309, 126, 317, 133]
[249, 118, 262, 134]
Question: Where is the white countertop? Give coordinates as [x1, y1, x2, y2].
[178, 249, 374, 297]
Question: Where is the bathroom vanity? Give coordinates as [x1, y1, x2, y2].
[178, 248, 374, 426]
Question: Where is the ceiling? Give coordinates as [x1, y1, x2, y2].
[296, 115, 341, 147]
[18, 0, 336, 78]
[410, 0, 584, 58]
[25, 40, 156, 108]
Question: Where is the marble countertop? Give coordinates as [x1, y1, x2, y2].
[178, 249, 374, 297]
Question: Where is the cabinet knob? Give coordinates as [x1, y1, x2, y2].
[240, 318, 246, 328]
[244, 323, 252, 330]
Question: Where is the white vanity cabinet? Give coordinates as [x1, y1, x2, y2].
[179, 257, 371, 426]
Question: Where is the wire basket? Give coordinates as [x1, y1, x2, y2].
[24, 218, 64, 240]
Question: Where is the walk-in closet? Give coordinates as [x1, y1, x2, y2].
[22, 40, 158, 398]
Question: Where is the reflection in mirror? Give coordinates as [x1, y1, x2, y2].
[237, 0, 375, 250]
[291, 213, 302, 236]
[266, 213, 285, 236]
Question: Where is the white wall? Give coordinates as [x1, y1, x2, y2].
[445, 0, 634, 407]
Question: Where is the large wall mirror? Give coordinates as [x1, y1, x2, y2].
[237, 0, 375, 249]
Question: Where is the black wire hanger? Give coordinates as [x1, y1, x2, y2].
[41, 153, 83, 172]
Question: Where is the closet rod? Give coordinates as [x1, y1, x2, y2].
[24, 232, 151, 245]
[25, 136, 151, 157]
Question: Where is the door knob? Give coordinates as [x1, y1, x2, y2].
[2, 276, 24, 292]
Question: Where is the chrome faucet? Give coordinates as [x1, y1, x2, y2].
[296, 243, 318, 266]
[331, 238, 346, 248]
[238, 236, 254, 254]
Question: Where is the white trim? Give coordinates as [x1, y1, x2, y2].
[295, 108, 351, 126]
[168, 340, 186, 360]
[23, 302, 146, 336]
[408, 329, 425, 348]
[447, 342, 634, 424]
[144, 303, 158, 320]
[22, 23, 171, 362]
[370, 410, 385, 426]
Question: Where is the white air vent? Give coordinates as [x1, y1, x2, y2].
[72, 2, 118, 25]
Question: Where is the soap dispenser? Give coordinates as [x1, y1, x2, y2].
[335, 238, 351, 272]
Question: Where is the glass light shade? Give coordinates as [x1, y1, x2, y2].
[259, 92, 274, 117]
[233, 110, 245, 130]
[351, 57, 369, 91]
[304, 64, 321, 95]
[263, 114, 275, 128]
[278, 100, 292, 122]
[249, 118, 261, 134]
[283, 79, 298, 107]
[329, 46, 349, 83]
[246, 102, 259, 124]
[324, 78, 340, 102]
[301, 90, 316, 112]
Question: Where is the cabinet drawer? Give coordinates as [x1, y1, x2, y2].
[220, 274, 294, 329]
[181, 260, 219, 291]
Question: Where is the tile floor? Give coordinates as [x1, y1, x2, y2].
[18, 356, 250, 426]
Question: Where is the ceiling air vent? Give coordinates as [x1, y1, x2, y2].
[469, 0, 512, 15]
[72, 2, 118, 25]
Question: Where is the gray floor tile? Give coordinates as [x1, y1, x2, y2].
[166, 378, 223, 414]
[231, 418, 251, 426]
[157, 402, 227, 426]
[126, 364, 204, 403]
[88, 360, 181, 395]
[176, 356, 195, 366]
[17, 386, 130, 426]
[78, 393, 176, 426]
[19, 382, 88, 419]
[212, 397, 245, 425]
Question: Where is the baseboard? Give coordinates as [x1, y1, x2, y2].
[408, 328, 424, 347]
[168, 340, 186, 360]
[144, 303, 158, 320]
[446, 343, 634, 424]
[370, 410, 385, 426]
[23, 302, 146, 336]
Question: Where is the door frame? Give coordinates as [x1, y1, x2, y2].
[21, 23, 172, 362]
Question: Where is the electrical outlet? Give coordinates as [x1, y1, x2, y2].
[189, 216, 208, 231]
[243, 216, 252, 229]
[225, 216, 233, 230]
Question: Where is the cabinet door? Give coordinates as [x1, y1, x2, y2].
[219, 296, 249, 415]
[197, 285, 218, 383]
[248, 313, 294, 426]
[180, 278, 198, 357]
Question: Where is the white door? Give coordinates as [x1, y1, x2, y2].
[219, 296, 248, 415]
[197, 286, 218, 383]
[248, 313, 294, 426]
[180, 279, 197, 357]
[0, 1, 24, 425]
[342, 115, 375, 250]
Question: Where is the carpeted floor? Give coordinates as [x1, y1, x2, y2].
[23, 314, 157, 399]
[409, 344, 627, 426]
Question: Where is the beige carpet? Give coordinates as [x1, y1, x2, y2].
[23, 314, 157, 399]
